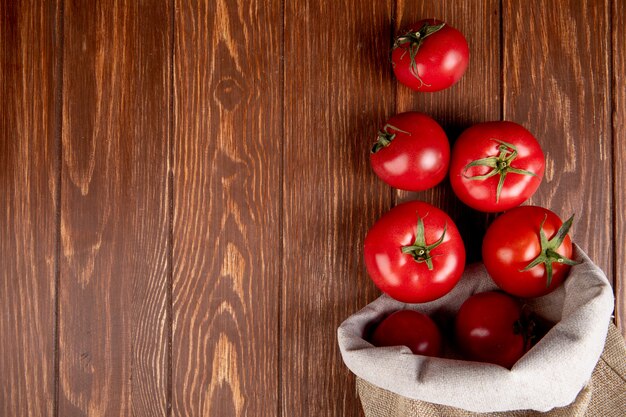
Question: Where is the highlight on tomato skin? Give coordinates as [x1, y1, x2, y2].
[369, 112, 450, 192]
[391, 19, 470, 92]
[449, 121, 545, 213]
[482, 206, 579, 298]
[364, 200, 466, 303]
[370, 309, 442, 357]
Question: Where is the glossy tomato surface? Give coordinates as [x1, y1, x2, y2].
[370, 112, 449, 191]
[371, 309, 441, 356]
[455, 291, 526, 368]
[450, 122, 545, 212]
[392, 19, 469, 92]
[482, 206, 574, 298]
[364, 201, 466, 303]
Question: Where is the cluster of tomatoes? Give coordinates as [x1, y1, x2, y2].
[364, 19, 578, 368]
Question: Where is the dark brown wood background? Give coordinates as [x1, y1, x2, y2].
[1, 0, 623, 416]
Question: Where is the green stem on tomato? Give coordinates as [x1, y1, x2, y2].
[462, 139, 537, 203]
[400, 212, 447, 270]
[519, 214, 580, 287]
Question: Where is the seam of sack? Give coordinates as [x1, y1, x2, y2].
[598, 356, 626, 383]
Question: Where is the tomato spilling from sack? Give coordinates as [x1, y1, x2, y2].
[370, 112, 449, 191]
[483, 206, 577, 298]
[391, 19, 469, 92]
[364, 201, 466, 303]
[450, 121, 545, 212]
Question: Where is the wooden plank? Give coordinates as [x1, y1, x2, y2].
[502, 0, 612, 278]
[58, 1, 171, 415]
[0, 1, 60, 416]
[282, 1, 394, 416]
[171, 0, 281, 415]
[394, 0, 501, 262]
[613, 0, 625, 337]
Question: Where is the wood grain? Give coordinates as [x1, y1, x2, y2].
[58, 1, 171, 415]
[1, 1, 623, 416]
[502, 0, 613, 278]
[613, 0, 625, 337]
[172, 0, 281, 416]
[393, 0, 501, 263]
[282, 1, 394, 416]
[0, 1, 60, 416]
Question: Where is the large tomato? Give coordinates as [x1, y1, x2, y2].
[370, 112, 449, 191]
[482, 206, 578, 298]
[364, 201, 466, 303]
[371, 309, 441, 356]
[455, 291, 529, 368]
[450, 122, 545, 212]
[391, 19, 469, 92]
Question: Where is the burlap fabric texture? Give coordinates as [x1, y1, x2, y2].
[338, 245, 621, 414]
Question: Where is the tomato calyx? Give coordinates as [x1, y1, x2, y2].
[400, 213, 447, 270]
[393, 22, 446, 87]
[513, 307, 538, 352]
[462, 139, 537, 203]
[520, 214, 580, 287]
[371, 124, 411, 153]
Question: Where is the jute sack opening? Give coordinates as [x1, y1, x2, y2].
[338, 245, 621, 414]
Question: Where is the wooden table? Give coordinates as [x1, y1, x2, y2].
[1, 1, 624, 416]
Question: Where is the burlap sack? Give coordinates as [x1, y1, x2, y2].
[356, 323, 626, 416]
[338, 245, 621, 414]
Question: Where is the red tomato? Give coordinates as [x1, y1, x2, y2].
[455, 291, 527, 368]
[450, 122, 545, 212]
[364, 201, 466, 303]
[371, 309, 442, 356]
[392, 19, 469, 92]
[370, 112, 450, 191]
[482, 206, 578, 298]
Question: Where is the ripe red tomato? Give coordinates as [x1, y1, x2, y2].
[455, 291, 528, 368]
[482, 206, 578, 298]
[369, 112, 450, 191]
[371, 309, 442, 356]
[391, 19, 469, 92]
[364, 201, 466, 303]
[450, 122, 545, 212]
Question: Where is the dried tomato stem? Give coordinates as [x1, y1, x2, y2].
[371, 124, 411, 153]
[393, 22, 445, 87]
